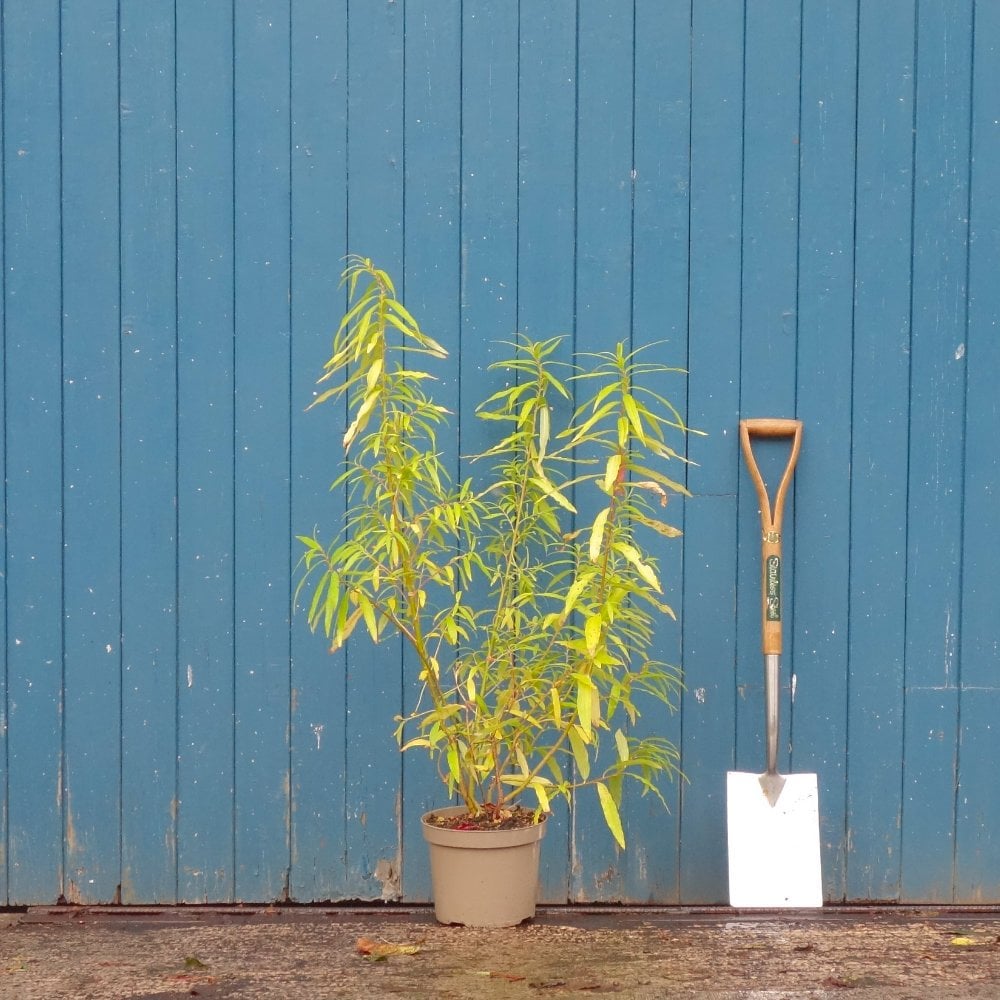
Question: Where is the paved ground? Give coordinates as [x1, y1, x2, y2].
[0, 905, 998, 999]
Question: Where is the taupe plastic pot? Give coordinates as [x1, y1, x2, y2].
[421, 806, 547, 927]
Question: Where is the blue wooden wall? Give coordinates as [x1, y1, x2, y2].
[0, 0, 997, 905]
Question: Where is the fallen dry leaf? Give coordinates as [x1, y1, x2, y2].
[356, 936, 422, 961]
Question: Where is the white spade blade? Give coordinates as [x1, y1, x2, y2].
[726, 771, 823, 908]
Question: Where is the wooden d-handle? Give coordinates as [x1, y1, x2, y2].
[740, 418, 803, 654]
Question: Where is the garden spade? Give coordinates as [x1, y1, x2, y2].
[727, 418, 822, 908]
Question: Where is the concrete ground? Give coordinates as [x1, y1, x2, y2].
[0, 905, 998, 999]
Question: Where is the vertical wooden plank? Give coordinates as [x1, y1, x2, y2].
[794, 0, 858, 901]
[902, 689, 960, 901]
[233, 2, 292, 902]
[289, 0, 349, 903]
[343, 0, 405, 900]
[955, 0, 1000, 903]
[623, 0, 690, 904]
[956, 692, 1000, 901]
[460, 0, 518, 465]
[119, 0, 179, 903]
[0, 0, 7, 907]
[175, 0, 236, 904]
[2, 0, 63, 904]
[400, 0, 462, 903]
[900, 0, 972, 903]
[571, 0, 635, 904]
[681, 0, 744, 905]
[846, 0, 915, 903]
[735, 0, 801, 789]
[61, 0, 123, 905]
[517, 0, 576, 903]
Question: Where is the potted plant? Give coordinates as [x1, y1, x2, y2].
[297, 256, 693, 925]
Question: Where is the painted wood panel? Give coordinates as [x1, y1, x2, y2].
[119, 0, 179, 904]
[233, 1, 293, 903]
[176, 0, 236, 904]
[846, 0, 915, 903]
[61, 0, 123, 906]
[0, 0, 998, 905]
[288, 0, 350, 905]
[3, 0, 64, 905]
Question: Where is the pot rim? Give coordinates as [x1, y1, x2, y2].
[421, 805, 548, 849]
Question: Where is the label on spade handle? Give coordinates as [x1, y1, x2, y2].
[766, 555, 781, 621]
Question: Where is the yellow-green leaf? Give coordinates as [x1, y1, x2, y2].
[596, 781, 626, 850]
[560, 570, 593, 624]
[614, 728, 630, 762]
[551, 686, 562, 725]
[532, 781, 551, 812]
[589, 507, 610, 563]
[603, 454, 622, 493]
[365, 356, 383, 390]
[584, 614, 602, 657]
[577, 676, 594, 736]
[446, 745, 461, 786]
[537, 404, 550, 462]
[359, 594, 378, 642]
[615, 542, 662, 593]
[332, 606, 363, 652]
[568, 725, 590, 780]
[400, 737, 431, 751]
[531, 475, 576, 513]
[623, 394, 645, 443]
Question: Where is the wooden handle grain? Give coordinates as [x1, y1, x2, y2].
[740, 417, 803, 439]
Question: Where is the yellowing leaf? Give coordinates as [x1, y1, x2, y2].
[623, 394, 645, 443]
[596, 782, 625, 850]
[359, 594, 378, 642]
[446, 745, 461, 786]
[532, 781, 550, 812]
[603, 454, 622, 493]
[615, 728, 630, 762]
[576, 675, 596, 736]
[538, 404, 550, 461]
[531, 475, 576, 513]
[584, 614, 602, 657]
[332, 606, 363, 652]
[365, 356, 383, 390]
[951, 936, 979, 947]
[560, 570, 593, 624]
[589, 507, 610, 563]
[615, 542, 662, 593]
[568, 725, 591, 780]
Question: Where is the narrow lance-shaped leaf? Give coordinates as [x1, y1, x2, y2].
[603, 453, 622, 494]
[584, 614, 603, 657]
[615, 542, 662, 593]
[568, 725, 591, 781]
[596, 781, 626, 850]
[589, 507, 610, 563]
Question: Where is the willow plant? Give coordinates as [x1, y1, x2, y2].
[297, 255, 693, 848]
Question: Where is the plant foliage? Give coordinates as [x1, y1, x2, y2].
[297, 255, 695, 848]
